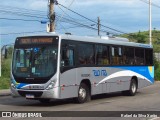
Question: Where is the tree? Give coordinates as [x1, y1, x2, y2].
[7, 47, 13, 57]
[136, 34, 146, 43]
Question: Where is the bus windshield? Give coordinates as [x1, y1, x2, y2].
[12, 37, 58, 79]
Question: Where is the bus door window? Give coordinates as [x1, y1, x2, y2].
[111, 46, 123, 65]
[95, 45, 109, 65]
[78, 49, 86, 65]
[61, 49, 74, 67]
[111, 46, 119, 65]
[78, 44, 94, 65]
[118, 47, 123, 64]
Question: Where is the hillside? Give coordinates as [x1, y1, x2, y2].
[120, 30, 160, 52]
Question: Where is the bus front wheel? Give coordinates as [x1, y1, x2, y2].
[76, 83, 90, 103]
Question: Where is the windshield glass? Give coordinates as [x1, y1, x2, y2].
[12, 37, 58, 78]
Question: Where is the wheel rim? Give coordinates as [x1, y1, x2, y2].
[79, 87, 86, 100]
[131, 82, 136, 93]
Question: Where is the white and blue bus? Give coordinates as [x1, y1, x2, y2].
[11, 33, 154, 103]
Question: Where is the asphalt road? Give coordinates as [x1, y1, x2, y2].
[0, 82, 160, 120]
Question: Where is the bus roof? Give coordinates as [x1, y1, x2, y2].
[18, 32, 152, 49]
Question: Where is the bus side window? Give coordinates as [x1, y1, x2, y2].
[61, 49, 74, 67]
[145, 49, 153, 65]
[111, 46, 119, 65]
[135, 48, 144, 65]
[95, 45, 109, 65]
[124, 47, 134, 65]
[78, 43, 94, 65]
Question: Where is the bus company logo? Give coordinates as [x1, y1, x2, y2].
[2, 112, 11, 117]
[93, 70, 107, 77]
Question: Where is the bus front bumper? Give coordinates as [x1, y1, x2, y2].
[11, 87, 60, 99]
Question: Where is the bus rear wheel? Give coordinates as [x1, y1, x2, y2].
[76, 83, 90, 103]
[123, 79, 137, 96]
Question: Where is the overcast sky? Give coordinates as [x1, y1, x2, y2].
[0, 0, 160, 45]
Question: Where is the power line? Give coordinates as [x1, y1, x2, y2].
[0, 10, 47, 19]
[0, 5, 46, 13]
[56, 5, 118, 35]
[59, 25, 90, 30]
[68, 0, 75, 8]
[57, 2, 126, 34]
[56, 5, 79, 26]
[56, 6, 111, 34]
[0, 17, 41, 22]
[139, 0, 160, 8]
[0, 4, 47, 18]
[0, 30, 46, 36]
[0, 8, 46, 17]
[56, 15, 117, 35]
[56, 15, 109, 33]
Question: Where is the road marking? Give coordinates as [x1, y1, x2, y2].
[149, 117, 160, 120]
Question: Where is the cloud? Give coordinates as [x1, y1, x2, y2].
[29, 0, 48, 10]
[72, 0, 160, 9]
[1, 0, 160, 45]
[0, 0, 48, 11]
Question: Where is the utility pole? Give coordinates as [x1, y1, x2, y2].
[98, 17, 100, 36]
[49, 0, 55, 32]
[0, 37, 1, 77]
[149, 0, 152, 45]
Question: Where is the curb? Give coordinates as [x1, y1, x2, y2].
[0, 89, 11, 97]
[0, 93, 11, 97]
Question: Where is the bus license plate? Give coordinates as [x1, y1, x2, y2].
[26, 94, 34, 98]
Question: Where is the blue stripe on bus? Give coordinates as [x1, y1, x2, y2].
[111, 66, 154, 83]
[17, 83, 28, 89]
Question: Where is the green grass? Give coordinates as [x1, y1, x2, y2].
[0, 77, 10, 89]
[0, 58, 11, 89]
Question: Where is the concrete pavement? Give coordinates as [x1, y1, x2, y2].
[0, 82, 160, 120]
[0, 89, 11, 96]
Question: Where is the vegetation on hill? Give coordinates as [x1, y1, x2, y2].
[121, 30, 160, 52]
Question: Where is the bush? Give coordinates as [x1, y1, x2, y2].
[154, 55, 160, 81]
[2, 58, 11, 78]
[0, 58, 11, 89]
[0, 77, 10, 89]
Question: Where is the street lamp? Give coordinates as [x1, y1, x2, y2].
[149, 0, 152, 45]
[0, 35, 1, 77]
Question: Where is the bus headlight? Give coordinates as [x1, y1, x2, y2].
[11, 77, 17, 89]
[11, 83, 16, 89]
[46, 81, 55, 90]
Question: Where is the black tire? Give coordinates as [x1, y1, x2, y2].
[39, 99, 51, 103]
[76, 83, 91, 103]
[122, 79, 137, 96]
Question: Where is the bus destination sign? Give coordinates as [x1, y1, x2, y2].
[19, 38, 53, 44]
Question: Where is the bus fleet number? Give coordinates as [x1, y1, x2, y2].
[93, 70, 107, 77]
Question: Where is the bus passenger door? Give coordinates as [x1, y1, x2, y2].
[60, 46, 77, 99]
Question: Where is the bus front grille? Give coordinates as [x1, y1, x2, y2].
[18, 91, 43, 97]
